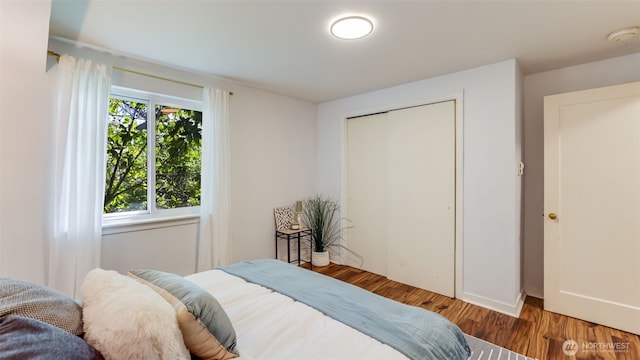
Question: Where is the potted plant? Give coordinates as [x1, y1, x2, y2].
[302, 195, 359, 267]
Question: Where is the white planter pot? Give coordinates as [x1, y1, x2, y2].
[311, 251, 330, 267]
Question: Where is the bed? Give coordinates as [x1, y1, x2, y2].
[188, 259, 470, 359]
[0, 259, 471, 360]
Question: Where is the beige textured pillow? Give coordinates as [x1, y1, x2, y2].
[0, 278, 83, 335]
[129, 269, 239, 360]
[81, 268, 190, 360]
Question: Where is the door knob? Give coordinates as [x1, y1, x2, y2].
[548, 213, 558, 220]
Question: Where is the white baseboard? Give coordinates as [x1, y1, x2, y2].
[462, 290, 526, 318]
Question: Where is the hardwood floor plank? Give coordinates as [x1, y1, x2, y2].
[505, 318, 533, 355]
[302, 263, 640, 360]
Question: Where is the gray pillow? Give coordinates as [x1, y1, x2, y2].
[128, 269, 238, 360]
[0, 278, 83, 335]
[0, 315, 103, 360]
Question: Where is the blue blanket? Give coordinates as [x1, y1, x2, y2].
[220, 259, 470, 360]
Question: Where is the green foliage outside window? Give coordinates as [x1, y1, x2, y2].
[104, 98, 202, 214]
[155, 105, 202, 209]
[105, 99, 148, 213]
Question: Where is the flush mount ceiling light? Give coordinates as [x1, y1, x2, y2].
[607, 26, 640, 42]
[330, 16, 373, 40]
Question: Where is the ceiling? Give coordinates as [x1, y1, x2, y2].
[49, 1, 640, 103]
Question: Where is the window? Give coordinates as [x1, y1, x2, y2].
[104, 87, 202, 221]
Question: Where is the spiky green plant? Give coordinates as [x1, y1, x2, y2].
[301, 195, 364, 266]
[302, 195, 347, 252]
[302, 195, 342, 252]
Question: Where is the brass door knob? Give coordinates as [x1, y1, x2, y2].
[548, 213, 558, 220]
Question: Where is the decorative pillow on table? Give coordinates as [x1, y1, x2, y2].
[0, 278, 83, 335]
[128, 269, 239, 360]
[81, 268, 190, 360]
[0, 315, 103, 360]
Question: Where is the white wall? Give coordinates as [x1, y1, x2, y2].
[0, 0, 52, 284]
[318, 59, 525, 315]
[230, 85, 317, 262]
[514, 61, 525, 304]
[102, 220, 198, 275]
[522, 53, 640, 298]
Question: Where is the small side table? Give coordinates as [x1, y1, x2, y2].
[275, 227, 312, 269]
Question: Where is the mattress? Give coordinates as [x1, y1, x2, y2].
[187, 269, 406, 359]
[187, 259, 472, 360]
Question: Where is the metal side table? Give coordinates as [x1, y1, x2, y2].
[275, 227, 312, 269]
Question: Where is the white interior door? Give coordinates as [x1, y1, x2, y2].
[346, 101, 455, 297]
[386, 102, 455, 297]
[544, 82, 640, 335]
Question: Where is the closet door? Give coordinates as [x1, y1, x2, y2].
[346, 113, 388, 276]
[346, 101, 456, 297]
[386, 101, 455, 297]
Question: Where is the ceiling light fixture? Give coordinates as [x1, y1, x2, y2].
[330, 16, 373, 40]
[607, 26, 640, 42]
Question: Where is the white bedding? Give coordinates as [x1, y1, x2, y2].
[186, 269, 408, 360]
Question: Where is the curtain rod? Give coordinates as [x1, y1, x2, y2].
[47, 50, 233, 95]
[48, 50, 60, 60]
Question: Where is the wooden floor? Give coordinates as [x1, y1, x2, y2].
[302, 263, 640, 360]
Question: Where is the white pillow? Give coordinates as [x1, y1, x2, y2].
[81, 268, 190, 360]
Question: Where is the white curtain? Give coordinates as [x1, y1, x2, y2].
[49, 55, 111, 298]
[198, 88, 232, 271]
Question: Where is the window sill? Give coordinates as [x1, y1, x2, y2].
[102, 214, 200, 235]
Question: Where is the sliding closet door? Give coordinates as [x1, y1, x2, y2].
[346, 101, 456, 297]
[346, 113, 388, 276]
[386, 101, 455, 297]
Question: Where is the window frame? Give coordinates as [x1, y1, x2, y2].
[103, 86, 203, 227]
